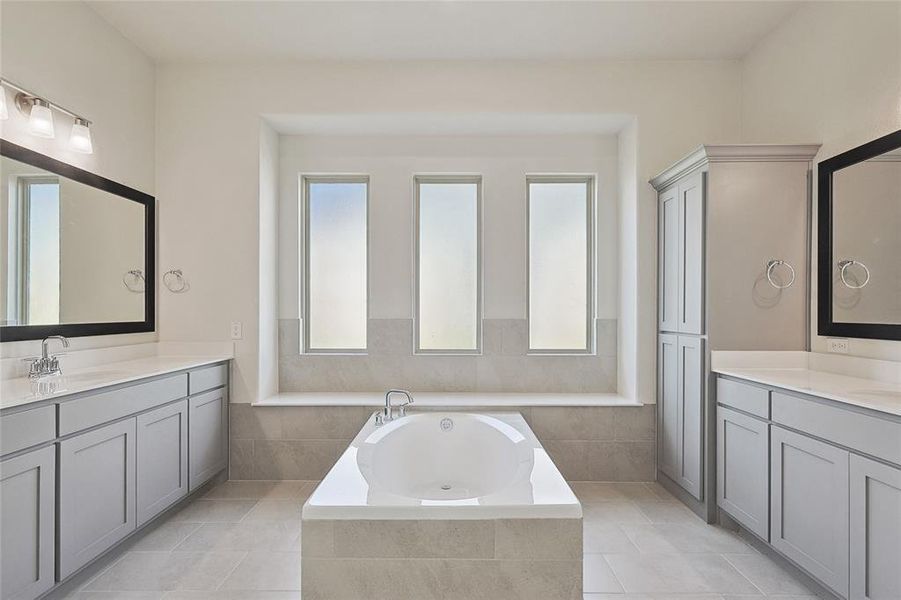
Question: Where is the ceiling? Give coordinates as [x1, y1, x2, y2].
[87, 1, 801, 63]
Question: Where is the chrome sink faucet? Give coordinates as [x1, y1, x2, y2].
[24, 335, 70, 378]
[375, 389, 414, 426]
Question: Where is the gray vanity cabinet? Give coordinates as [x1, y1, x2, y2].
[676, 335, 704, 499]
[189, 387, 227, 491]
[716, 406, 768, 540]
[652, 146, 818, 520]
[657, 333, 680, 480]
[657, 333, 704, 500]
[657, 172, 705, 335]
[59, 418, 137, 579]
[136, 400, 189, 526]
[849, 454, 901, 600]
[658, 186, 679, 332]
[676, 171, 705, 335]
[771, 425, 850, 598]
[0, 446, 55, 600]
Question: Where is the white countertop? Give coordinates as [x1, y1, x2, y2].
[713, 366, 901, 417]
[1, 354, 231, 410]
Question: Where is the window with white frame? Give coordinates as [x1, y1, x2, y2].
[527, 175, 595, 353]
[414, 175, 481, 353]
[302, 176, 368, 352]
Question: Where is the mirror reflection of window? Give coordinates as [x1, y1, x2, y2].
[22, 179, 61, 326]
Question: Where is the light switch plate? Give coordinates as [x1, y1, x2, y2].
[230, 321, 243, 340]
[827, 338, 849, 354]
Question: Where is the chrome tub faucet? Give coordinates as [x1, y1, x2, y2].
[376, 389, 414, 426]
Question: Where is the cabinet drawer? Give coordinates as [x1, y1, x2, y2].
[1, 405, 56, 456]
[717, 377, 770, 419]
[189, 364, 227, 395]
[772, 391, 901, 466]
[59, 374, 188, 436]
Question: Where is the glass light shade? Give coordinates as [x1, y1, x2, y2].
[29, 101, 55, 138]
[69, 120, 93, 154]
[0, 89, 8, 120]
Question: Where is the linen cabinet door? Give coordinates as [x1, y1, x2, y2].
[677, 171, 705, 335]
[189, 387, 227, 491]
[657, 333, 680, 481]
[717, 406, 768, 540]
[850, 454, 901, 600]
[59, 418, 137, 579]
[676, 335, 704, 500]
[0, 446, 55, 600]
[658, 186, 679, 332]
[136, 400, 188, 526]
[771, 426, 849, 598]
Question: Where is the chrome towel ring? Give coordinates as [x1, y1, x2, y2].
[838, 259, 870, 289]
[163, 269, 190, 293]
[766, 259, 795, 289]
[122, 269, 145, 293]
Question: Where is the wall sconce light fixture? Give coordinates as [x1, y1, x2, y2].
[27, 98, 55, 138]
[69, 118, 94, 154]
[2, 78, 94, 154]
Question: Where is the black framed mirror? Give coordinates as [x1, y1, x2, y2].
[818, 129, 901, 341]
[0, 140, 154, 341]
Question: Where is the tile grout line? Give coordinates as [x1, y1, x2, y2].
[213, 549, 251, 591]
[720, 552, 768, 597]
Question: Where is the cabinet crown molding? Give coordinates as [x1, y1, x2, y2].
[649, 144, 821, 191]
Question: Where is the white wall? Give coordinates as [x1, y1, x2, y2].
[156, 61, 742, 403]
[741, 0, 901, 361]
[0, 0, 156, 355]
[278, 133, 619, 324]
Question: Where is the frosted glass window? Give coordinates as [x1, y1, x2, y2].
[528, 177, 594, 352]
[303, 177, 368, 351]
[415, 177, 481, 352]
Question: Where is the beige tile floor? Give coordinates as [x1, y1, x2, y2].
[54, 480, 821, 600]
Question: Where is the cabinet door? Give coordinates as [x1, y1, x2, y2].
[677, 335, 704, 499]
[850, 454, 901, 600]
[0, 446, 55, 600]
[189, 387, 227, 491]
[59, 418, 136, 579]
[658, 333, 680, 481]
[658, 186, 679, 332]
[137, 400, 188, 526]
[771, 426, 849, 597]
[677, 172, 705, 335]
[717, 406, 768, 540]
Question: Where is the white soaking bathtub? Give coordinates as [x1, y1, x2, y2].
[301, 412, 583, 600]
[303, 411, 581, 520]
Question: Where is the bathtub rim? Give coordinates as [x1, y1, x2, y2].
[303, 410, 583, 521]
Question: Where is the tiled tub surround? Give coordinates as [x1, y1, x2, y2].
[230, 402, 655, 482]
[279, 318, 617, 392]
[302, 518, 582, 600]
[301, 411, 582, 600]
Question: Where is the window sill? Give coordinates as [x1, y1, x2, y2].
[253, 392, 642, 408]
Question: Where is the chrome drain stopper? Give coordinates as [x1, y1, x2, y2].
[441, 484, 451, 491]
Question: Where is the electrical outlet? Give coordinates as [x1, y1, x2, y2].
[827, 338, 849, 354]
[230, 321, 243, 340]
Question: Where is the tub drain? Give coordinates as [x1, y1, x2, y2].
[441, 484, 452, 491]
